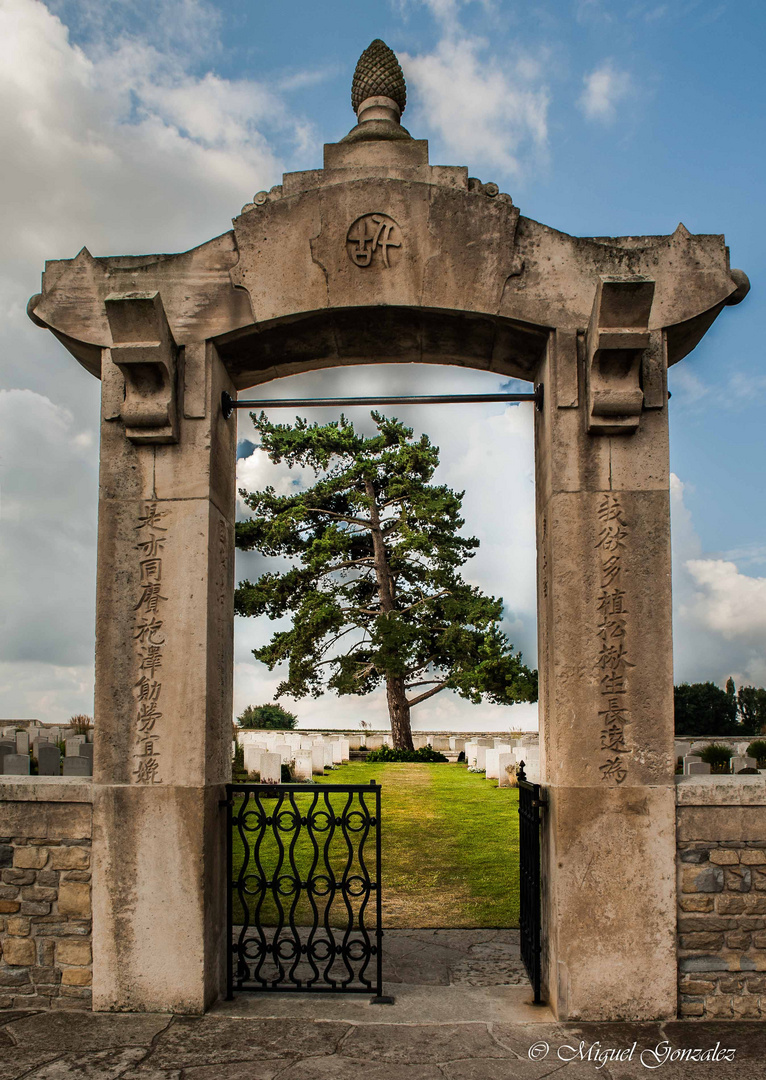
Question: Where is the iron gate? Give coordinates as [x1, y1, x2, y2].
[517, 761, 546, 1004]
[226, 781, 383, 997]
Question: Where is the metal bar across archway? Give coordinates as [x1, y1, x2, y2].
[221, 386, 543, 420]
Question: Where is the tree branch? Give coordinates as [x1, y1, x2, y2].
[303, 507, 372, 529]
[407, 681, 449, 707]
[397, 589, 450, 616]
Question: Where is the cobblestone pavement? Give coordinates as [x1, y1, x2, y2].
[1, 1010, 765, 1079]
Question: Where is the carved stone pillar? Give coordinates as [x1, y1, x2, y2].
[534, 317, 677, 1021]
[91, 321, 236, 1013]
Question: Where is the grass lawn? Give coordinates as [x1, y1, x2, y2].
[231, 762, 519, 929]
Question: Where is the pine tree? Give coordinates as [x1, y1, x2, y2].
[235, 412, 537, 749]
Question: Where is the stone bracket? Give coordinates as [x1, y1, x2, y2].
[105, 292, 178, 444]
[586, 277, 655, 435]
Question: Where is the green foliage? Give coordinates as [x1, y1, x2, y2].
[365, 745, 449, 763]
[693, 742, 733, 773]
[737, 686, 766, 736]
[235, 413, 537, 735]
[237, 703, 298, 730]
[674, 682, 739, 736]
[675, 680, 766, 737]
[746, 740, 766, 768]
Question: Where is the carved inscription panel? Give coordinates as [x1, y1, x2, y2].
[595, 494, 634, 784]
[132, 501, 171, 784]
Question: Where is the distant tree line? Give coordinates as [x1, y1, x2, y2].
[675, 678, 766, 737]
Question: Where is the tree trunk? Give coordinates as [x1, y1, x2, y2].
[386, 674, 414, 751]
[365, 477, 414, 750]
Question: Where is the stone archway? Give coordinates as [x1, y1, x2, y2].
[29, 39, 748, 1020]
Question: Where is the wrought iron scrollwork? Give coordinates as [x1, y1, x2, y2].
[226, 781, 382, 996]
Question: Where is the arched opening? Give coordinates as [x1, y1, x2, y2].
[228, 357, 543, 1005]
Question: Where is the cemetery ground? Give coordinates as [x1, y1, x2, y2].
[231, 762, 520, 929]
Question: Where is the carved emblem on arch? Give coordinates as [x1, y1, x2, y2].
[346, 213, 403, 268]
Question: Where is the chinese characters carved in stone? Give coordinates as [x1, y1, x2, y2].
[595, 494, 633, 784]
[132, 502, 170, 784]
[346, 213, 402, 268]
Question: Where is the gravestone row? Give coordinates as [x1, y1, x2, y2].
[0, 733, 93, 777]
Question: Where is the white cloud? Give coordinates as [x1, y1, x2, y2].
[672, 474, 766, 687]
[0, 0, 317, 722]
[400, 36, 549, 177]
[578, 60, 632, 123]
[684, 559, 766, 640]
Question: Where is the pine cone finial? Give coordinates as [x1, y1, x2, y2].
[351, 39, 406, 116]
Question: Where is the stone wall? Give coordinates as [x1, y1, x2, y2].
[677, 776, 766, 1018]
[0, 777, 92, 1010]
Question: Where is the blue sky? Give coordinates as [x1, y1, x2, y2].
[0, 0, 763, 727]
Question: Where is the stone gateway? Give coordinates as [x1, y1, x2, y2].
[26, 40, 748, 1019]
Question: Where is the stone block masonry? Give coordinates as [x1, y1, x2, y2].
[676, 776, 766, 1019]
[0, 777, 92, 1010]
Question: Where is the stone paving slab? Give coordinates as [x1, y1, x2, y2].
[1, 1012, 765, 1080]
[213, 982, 553, 1024]
[384, 929, 527, 988]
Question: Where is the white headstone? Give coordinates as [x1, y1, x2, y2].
[732, 755, 757, 773]
[432, 736, 450, 752]
[243, 747, 264, 776]
[484, 749, 500, 779]
[311, 744, 325, 775]
[65, 736, 85, 757]
[274, 742, 292, 763]
[293, 751, 313, 781]
[15, 731, 29, 755]
[476, 746, 487, 771]
[497, 753, 515, 788]
[259, 752, 282, 784]
[521, 746, 540, 782]
[331, 740, 343, 765]
[450, 737, 465, 753]
[366, 736, 383, 751]
[686, 761, 711, 776]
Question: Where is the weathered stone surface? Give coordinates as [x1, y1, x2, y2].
[61, 967, 92, 986]
[341, 1023, 512, 1064]
[151, 1018, 348, 1068]
[681, 865, 724, 893]
[56, 938, 91, 966]
[718, 895, 747, 914]
[2, 935, 36, 965]
[13, 846, 48, 869]
[57, 881, 90, 917]
[709, 849, 739, 865]
[281, 1059, 444, 1080]
[6, 1011, 171, 1051]
[680, 895, 714, 912]
[183, 1063, 285, 1080]
[0, 1049, 63, 1080]
[725, 865, 752, 892]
